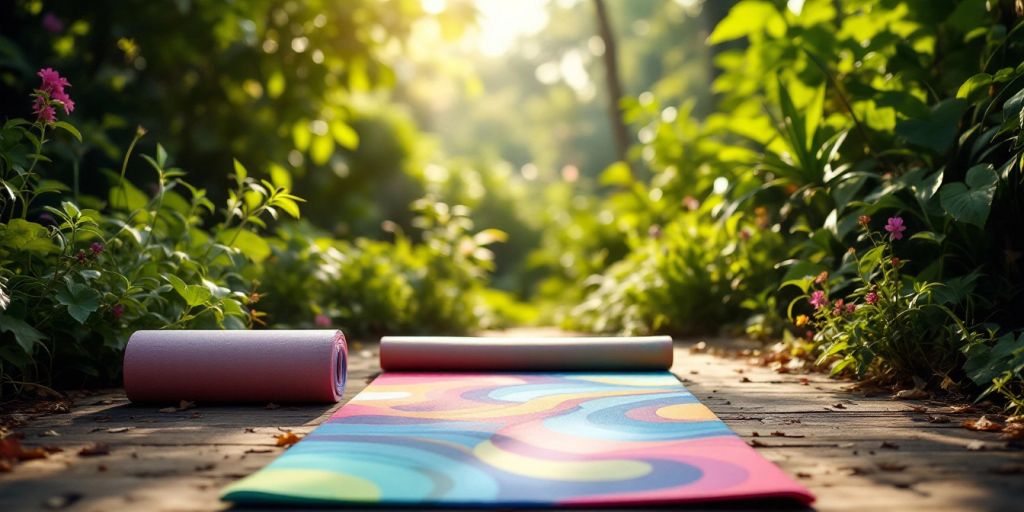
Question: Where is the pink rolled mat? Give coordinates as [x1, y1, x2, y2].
[380, 335, 673, 371]
[123, 330, 347, 403]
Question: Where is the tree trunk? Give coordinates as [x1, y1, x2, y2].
[592, 0, 631, 169]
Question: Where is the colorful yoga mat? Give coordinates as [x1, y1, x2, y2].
[221, 336, 814, 507]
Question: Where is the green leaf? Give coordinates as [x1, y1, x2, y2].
[895, 99, 968, 154]
[164, 275, 211, 307]
[232, 159, 248, 187]
[269, 163, 292, 189]
[107, 176, 149, 211]
[473, 228, 509, 246]
[156, 144, 168, 168]
[599, 161, 633, 186]
[55, 282, 101, 324]
[53, 121, 82, 142]
[331, 120, 360, 150]
[216, 228, 271, 262]
[0, 313, 46, 353]
[956, 73, 992, 100]
[34, 179, 71, 195]
[310, 134, 334, 165]
[939, 164, 998, 227]
[0, 219, 56, 254]
[708, 1, 780, 44]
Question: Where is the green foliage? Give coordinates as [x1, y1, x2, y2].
[565, 0, 1024, 410]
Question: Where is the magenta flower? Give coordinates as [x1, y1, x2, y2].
[41, 12, 64, 34]
[865, 291, 878, 305]
[314, 314, 331, 327]
[885, 216, 906, 240]
[809, 290, 828, 310]
[846, 303, 856, 314]
[31, 68, 74, 124]
[111, 303, 125, 319]
[90, 242, 104, 255]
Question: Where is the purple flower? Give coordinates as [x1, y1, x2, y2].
[885, 216, 906, 240]
[111, 303, 125, 319]
[41, 12, 64, 34]
[846, 303, 856, 314]
[32, 95, 56, 124]
[809, 290, 828, 310]
[314, 314, 331, 327]
[865, 291, 878, 305]
[75, 249, 87, 264]
[90, 242, 104, 255]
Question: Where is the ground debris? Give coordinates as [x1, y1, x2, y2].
[78, 442, 110, 457]
[962, 416, 1003, 432]
[274, 431, 302, 447]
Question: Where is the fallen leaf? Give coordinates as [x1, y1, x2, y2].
[1000, 422, 1024, 440]
[877, 462, 907, 472]
[770, 431, 805, 438]
[0, 437, 49, 461]
[274, 431, 301, 447]
[843, 466, 873, 476]
[157, 407, 177, 413]
[962, 416, 1003, 432]
[244, 448, 273, 454]
[796, 472, 812, 478]
[832, 403, 847, 409]
[751, 431, 760, 437]
[106, 427, 132, 434]
[927, 415, 951, 424]
[893, 388, 929, 400]
[749, 439, 767, 447]
[194, 463, 216, 471]
[799, 377, 810, 386]
[244, 428, 256, 433]
[907, 405, 927, 413]
[740, 377, 751, 383]
[966, 440, 987, 451]
[38, 430, 60, 437]
[880, 441, 900, 450]
[78, 443, 110, 457]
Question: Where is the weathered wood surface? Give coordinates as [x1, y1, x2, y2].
[1, 332, 1021, 512]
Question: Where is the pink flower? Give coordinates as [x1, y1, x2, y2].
[314, 314, 331, 327]
[885, 216, 906, 240]
[75, 249, 87, 264]
[846, 303, 856, 314]
[31, 68, 74, 124]
[865, 291, 878, 305]
[42, 12, 64, 34]
[809, 290, 828, 310]
[739, 228, 751, 241]
[832, 298, 845, 316]
[90, 242, 104, 255]
[111, 303, 125, 319]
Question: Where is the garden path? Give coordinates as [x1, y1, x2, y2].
[0, 329, 1021, 511]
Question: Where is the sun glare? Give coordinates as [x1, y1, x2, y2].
[421, 0, 552, 57]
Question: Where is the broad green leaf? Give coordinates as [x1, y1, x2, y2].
[108, 179, 149, 211]
[310, 134, 334, 165]
[269, 163, 291, 189]
[0, 313, 46, 353]
[895, 99, 967, 154]
[164, 274, 188, 298]
[331, 120, 360, 150]
[53, 121, 82, 142]
[708, 1, 780, 44]
[56, 282, 101, 324]
[956, 73, 992, 100]
[34, 179, 71, 195]
[939, 164, 998, 227]
[216, 228, 271, 262]
[0, 219, 56, 254]
[599, 161, 633, 186]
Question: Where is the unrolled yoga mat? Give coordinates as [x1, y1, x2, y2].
[221, 336, 814, 507]
[124, 329, 347, 403]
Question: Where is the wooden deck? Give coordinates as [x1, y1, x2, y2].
[1, 334, 1021, 511]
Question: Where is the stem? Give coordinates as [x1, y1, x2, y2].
[118, 129, 144, 209]
[19, 123, 47, 218]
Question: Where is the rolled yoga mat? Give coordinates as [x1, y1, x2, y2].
[124, 330, 347, 403]
[380, 335, 673, 371]
[222, 335, 814, 507]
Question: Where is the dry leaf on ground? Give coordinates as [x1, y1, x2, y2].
[78, 443, 110, 457]
[893, 388, 929, 400]
[274, 431, 301, 447]
[962, 416, 1003, 432]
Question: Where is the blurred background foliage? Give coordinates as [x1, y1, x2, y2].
[1, 0, 1023, 410]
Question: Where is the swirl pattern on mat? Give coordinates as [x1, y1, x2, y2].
[222, 372, 813, 506]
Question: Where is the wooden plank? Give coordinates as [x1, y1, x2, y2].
[0, 332, 1021, 512]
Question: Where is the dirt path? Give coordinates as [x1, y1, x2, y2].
[1, 332, 1021, 511]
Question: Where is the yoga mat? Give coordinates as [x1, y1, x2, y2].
[124, 330, 347, 403]
[381, 335, 673, 370]
[222, 337, 814, 507]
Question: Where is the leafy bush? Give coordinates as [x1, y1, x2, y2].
[0, 70, 505, 394]
[565, 0, 1024, 409]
